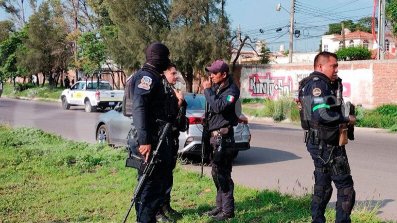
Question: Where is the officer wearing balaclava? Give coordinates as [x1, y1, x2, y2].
[128, 42, 173, 223]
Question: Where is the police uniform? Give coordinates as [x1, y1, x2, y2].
[302, 71, 355, 223]
[160, 80, 187, 216]
[130, 43, 172, 223]
[204, 76, 240, 220]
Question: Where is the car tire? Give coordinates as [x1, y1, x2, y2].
[61, 96, 70, 110]
[85, 99, 97, 112]
[97, 124, 110, 144]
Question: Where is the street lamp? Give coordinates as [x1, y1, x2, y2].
[276, 1, 295, 63]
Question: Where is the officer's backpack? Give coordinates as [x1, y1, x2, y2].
[123, 75, 134, 117]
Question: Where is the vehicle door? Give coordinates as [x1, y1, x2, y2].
[108, 107, 132, 145]
[69, 82, 85, 105]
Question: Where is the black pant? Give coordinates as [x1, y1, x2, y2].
[307, 142, 355, 223]
[135, 140, 173, 223]
[210, 133, 235, 215]
[162, 136, 179, 207]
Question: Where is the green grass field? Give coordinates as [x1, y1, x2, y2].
[0, 125, 388, 222]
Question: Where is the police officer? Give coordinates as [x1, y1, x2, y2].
[130, 42, 172, 223]
[156, 63, 187, 222]
[202, 60, 240, 221]
[301, 52, 356, 223]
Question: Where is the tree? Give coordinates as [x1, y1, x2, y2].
[78, 31, 105, 76]
[259, 45, 271, 64]
[167, 0, 230, 92]
[335, 46, 371, 61]
[0, 29, 26, 85]
[386, 0, 397, 35]
[0, 0, 39, 28]
[19, 1, 71, 87]
[325, 17, 372, 35]
[103, 0, 171, 70]
[0, 20, 15, 42]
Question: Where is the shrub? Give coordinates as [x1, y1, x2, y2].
[14, 82, 35, 92]
[356, 104, 397, 129]
[336, 46, 371, 61]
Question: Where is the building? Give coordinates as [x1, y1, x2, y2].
[322, 30, 396, 58]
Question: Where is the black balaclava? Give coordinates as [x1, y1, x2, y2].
[145, 42, 170, 73]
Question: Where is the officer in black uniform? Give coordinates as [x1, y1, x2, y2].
[202, 60, 240, 221]
[301, 52, 356, 223]
[156, 63, 187, 222]
[130, 42, 172, 223]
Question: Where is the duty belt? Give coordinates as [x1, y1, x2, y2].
[210, 126, 232, 137]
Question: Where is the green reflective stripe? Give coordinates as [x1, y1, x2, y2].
[312, 103, 330, 112]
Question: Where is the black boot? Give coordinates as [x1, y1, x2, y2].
[155, 210, 173, 223]
[162, 204, 182, 218]
[204, 207, 222, 217]
[212, 211, 235, 221]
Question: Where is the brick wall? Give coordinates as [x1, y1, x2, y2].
[373, 61, 397, 107]
[236, 59, 397, 108]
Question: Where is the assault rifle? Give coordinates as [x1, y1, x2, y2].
[122, 121, 171, 223]
[200, 99, 211, 177]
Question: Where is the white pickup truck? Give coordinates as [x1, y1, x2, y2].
[60, 80, 124, 112]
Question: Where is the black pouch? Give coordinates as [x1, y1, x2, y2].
[318, 126, 339, 146]
[126, 154, 144, 170]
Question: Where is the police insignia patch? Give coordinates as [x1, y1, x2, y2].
[312, 88, 322, 96]
[137, 76, 152, 90]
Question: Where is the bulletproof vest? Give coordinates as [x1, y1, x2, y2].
[122, 75, 134, 117]
[163, 79, 179, 123]
[298, 73, 333, 130]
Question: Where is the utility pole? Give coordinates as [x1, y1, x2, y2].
[341, 22, 346, 49]
[377, 0, 386, 60]
[288, 0, 295, 63]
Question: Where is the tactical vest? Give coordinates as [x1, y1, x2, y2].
[298, 73, 342, 130]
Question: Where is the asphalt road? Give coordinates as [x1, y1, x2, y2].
[1, 98, 396, 221]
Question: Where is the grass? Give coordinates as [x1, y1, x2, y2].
[0, 125, 388, 222]
[2, 82, 63, 101]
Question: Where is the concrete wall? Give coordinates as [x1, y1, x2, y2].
[237, 59, 397, 108]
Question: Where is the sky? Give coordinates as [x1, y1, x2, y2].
[1, 0, 375, 53]
[225, 0, 374, 52]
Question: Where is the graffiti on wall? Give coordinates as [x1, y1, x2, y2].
[248, 72, 293, 99]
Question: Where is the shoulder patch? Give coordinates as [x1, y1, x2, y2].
[137, 76, 152, 90]
[312, 88, 322, 96]
[226, 95, 235, 103]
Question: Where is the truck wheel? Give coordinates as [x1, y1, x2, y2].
[84, 100, 97, 112]
[96, 124, 109, 144]
[62, 97, 70, 110]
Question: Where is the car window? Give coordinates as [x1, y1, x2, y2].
[185, 94, 205, 110]
[86, 82, 112, 90]
[71, 82, 84, 90]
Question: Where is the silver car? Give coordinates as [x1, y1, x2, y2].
[95, 93, 251, 158]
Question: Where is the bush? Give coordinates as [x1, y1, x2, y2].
[336, 46, 371, 61]
[356, 104, 397, 129]
[14, 82, 35, 92]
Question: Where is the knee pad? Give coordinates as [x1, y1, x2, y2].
[331, 155, 351, 176]
[337, 187, 355, 213]
[313, 185, 333, 205]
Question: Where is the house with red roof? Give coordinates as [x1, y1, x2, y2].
[321, 29, 396, 59]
